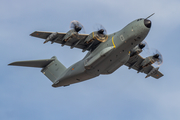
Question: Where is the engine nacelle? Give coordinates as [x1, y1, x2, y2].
[84, 32, 96, 44]
[62, 29, 78, 42]
[130, 45, 142, 57]
[140, 56, 156, 68]
[44, 32, 58, 44]
[84, 31, 108, 44]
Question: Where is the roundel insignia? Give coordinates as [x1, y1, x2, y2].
[120, 35, 125, 41]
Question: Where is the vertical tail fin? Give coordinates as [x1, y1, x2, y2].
[41, 56, 66, 83]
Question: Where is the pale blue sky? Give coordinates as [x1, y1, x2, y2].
[1, 0, 180, 120]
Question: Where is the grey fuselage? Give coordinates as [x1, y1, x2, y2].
[52, 18, 150, 87]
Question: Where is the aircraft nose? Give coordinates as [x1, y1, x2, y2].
[144, 19, 151, 28]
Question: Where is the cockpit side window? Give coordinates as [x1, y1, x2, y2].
[137, 18, 142, 21]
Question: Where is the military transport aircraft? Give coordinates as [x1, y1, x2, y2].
[9, 14, 163, 87]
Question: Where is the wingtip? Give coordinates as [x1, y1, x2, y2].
[8, 62, 16, 66]
[30, 31, 35, 36]
[30, 31, 39, 36]
[8, 63, 14, 66]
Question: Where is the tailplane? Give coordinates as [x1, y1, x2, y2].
[9, 56, 66, 83]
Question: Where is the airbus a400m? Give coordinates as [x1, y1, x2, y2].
[9, 14, 163, 87]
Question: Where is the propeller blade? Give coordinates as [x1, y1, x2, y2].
[93, 23, 108, 42]
[139, 41, 150, 57]
[70, 20, 85, 33]
[151, 49, 163, 66]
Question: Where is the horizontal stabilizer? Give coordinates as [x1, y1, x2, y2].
[8, 57, 56, 68]
[9, 56, 66, 83]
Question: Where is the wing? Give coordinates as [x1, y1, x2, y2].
[30, 31, 100, 51]
[125, 54, 163, 79]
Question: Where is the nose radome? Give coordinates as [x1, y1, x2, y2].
[144, 19, 151, 28]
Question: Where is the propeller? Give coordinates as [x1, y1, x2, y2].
[152, 49, 163, 66]
[93, 24, 108, 42]
[138, 43, 145, 49]
[139, 41, 150, 57]
[70, 20, 85, 33]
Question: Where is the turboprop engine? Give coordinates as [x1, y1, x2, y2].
[130, 41, 149, 57]
[44, 32, 58, 44]
[140, 49, 163, 68]
[84, 24, 108, 44]
[62, 20, 85, 45]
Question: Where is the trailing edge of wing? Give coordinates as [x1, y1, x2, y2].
[30, 31, 66, 39]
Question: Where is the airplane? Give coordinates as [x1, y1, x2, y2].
[9, 14, 164, 87]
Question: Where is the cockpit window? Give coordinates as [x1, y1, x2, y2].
[137, 19, 142, 21]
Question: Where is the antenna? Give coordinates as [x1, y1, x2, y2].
[145, 13, 155, 20]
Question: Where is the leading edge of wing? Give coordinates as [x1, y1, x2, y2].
[30, 31, 89, 39]
[30, 31, 98, 51]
